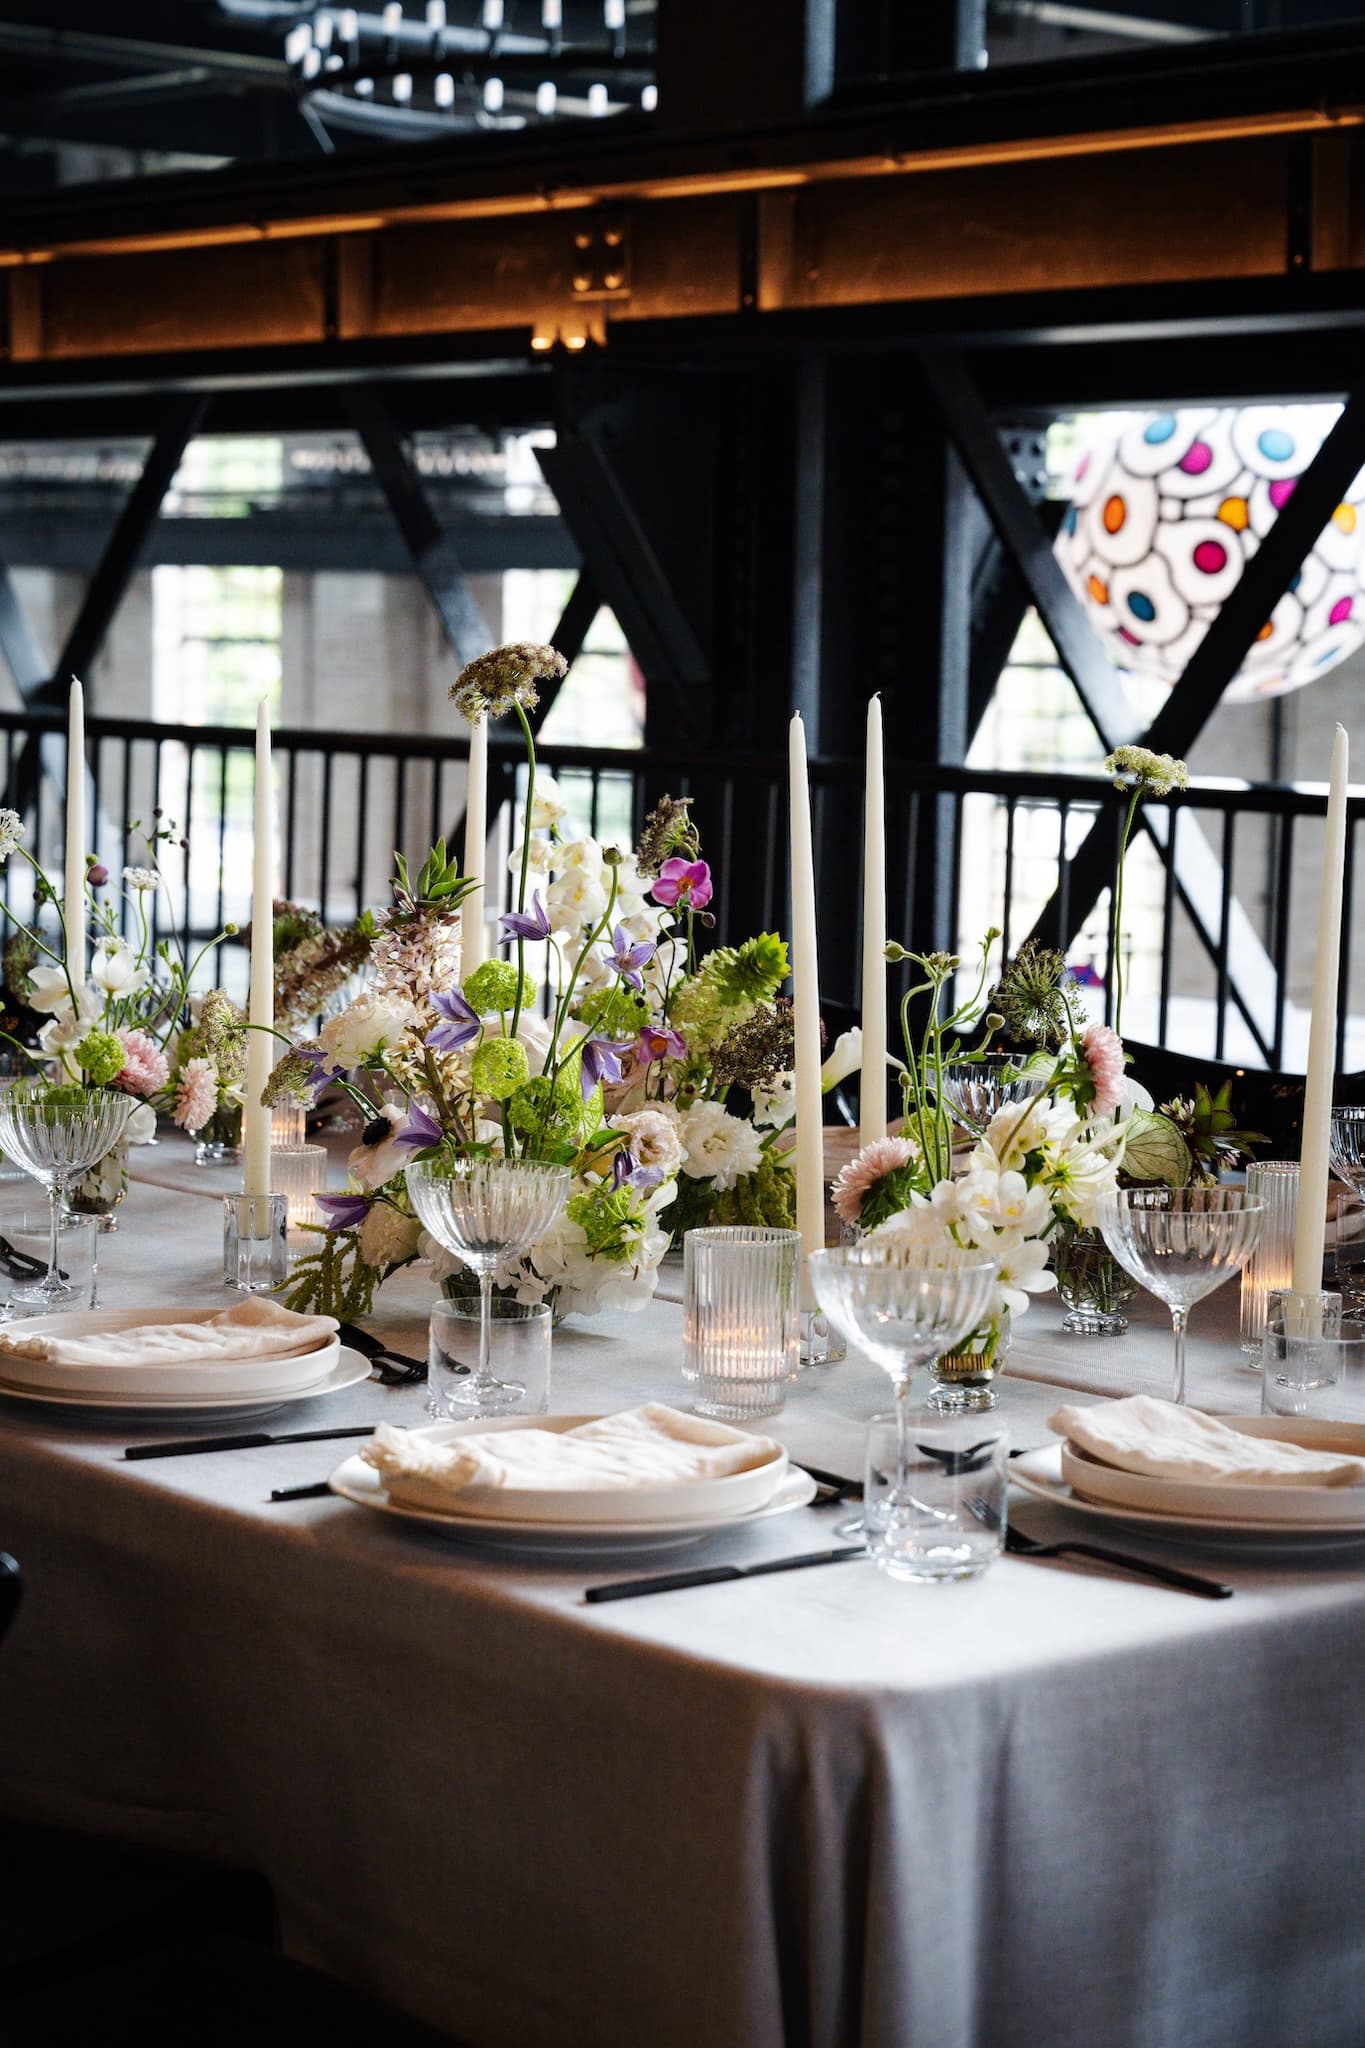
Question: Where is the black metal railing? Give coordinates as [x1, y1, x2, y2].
[0, 708, 1357, 1075]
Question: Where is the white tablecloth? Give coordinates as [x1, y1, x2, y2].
[0, 1153, 1361, 2048]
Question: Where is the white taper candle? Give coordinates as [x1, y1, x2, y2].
[242, 698, 275, 1202]
[461, 716, 488, 975]
[789, 713, 824, 1271]
[1291, 723, 1349, 1298]
[64, 678, 86, 985]
[859, 694, 887, 1149]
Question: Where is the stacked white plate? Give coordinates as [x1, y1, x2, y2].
[1013, 1416, 1365, 1545]
[0, 1305, 368, 1419]
[330, 1413, 816, 1556]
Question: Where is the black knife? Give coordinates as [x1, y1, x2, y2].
[125, 1424, 376, 1461]
[585, 1544, 868, 1604]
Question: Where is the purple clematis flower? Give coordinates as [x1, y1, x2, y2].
[651, 858, 713, 911]
[500, 890, 552, 943]
[393, 1103, 443, 1150]
[297, 1041, 347, 1101]
[634, 1024, 686, 1066]
[611, 1148, 664, 1194]
[317, 1191, 372, 1231]
[426, 988, 480, 1053]
[606, 923, 656, 992]
[578, 1031, 633, 1104]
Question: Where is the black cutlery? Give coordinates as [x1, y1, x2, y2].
[0, 1234, 65, 1282]
[585, 1544, 868, 1604]
[337, 1322, 428, 1386]
[270, 1481, 334, 1502]
[801, 1465, 865, 1500]
[972, 1497, 1233, 1599]
[124, 1424, 376, 1462]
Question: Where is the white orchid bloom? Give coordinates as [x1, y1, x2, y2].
[25, 963, 78, 1014]
[91, 940, 149, 998]
[820, 1027, 863, 1092]
[993, 1231, 1056, 1318]
[521, 773, 569, 831]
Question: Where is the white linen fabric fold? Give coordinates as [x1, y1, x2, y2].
[0, 1298, 337, 1371]
[1050, 1394, 1365, 1488]
[364, 1403, 780, 1500]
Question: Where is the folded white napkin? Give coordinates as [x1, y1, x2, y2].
[1050, 1395, 1365, 1490]
[363, 1403, 779, 1504]
[0, 1298, 337, 1372]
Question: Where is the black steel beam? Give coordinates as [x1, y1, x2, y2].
[50, 393, 207, 700]
[1029, 384, 1365, 957]
[921, 352, 1143, 745]
[535, 433, 710, 738]
[346, 386, 491, 668]
[0, 511, 577, 577]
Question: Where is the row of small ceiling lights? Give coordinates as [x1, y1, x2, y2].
[284, 3, 657, 121]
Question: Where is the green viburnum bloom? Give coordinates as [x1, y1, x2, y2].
[463, 960, 524, 1014]
[509, 1070, 595, 1148]
[470, 1037, 530, 1102]
[576, 984, 648, 1040]
[566, 1186, 641, 1261]
[73, 1030, 126, 1086]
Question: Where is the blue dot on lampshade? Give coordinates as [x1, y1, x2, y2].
[1127, 591, 1157, 622]
[1144, 415, 1177, 444]
[1258, 427, 1295, 462]
[1063, 505, 1077, 534]
[1289, 570, 1302, 591]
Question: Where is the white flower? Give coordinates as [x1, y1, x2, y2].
[121, 865, 160, 892]
[677, 1100, 763, 1191]
[26, 964, 79, 1014]
[554, 834, 602, 875]
[36, 986, 102, 1055]
[522, 773, 569, 831]
[611, 1105, 683, 1175]
[752, 1069, 796, 1129]
[508, 837, 554, 878]
[124, 1100, 157, 1146]
[91, 939, 149, 998]
[547, 870, 606, 935]
[0, 809, 23, 860]
[348, 1103, 409, 1189]
[358, 1200, 422, 1269]
[821, 1027, 863, 1092]
[319, 990, 419, 1067]
[992, 1230, 1055, 1319]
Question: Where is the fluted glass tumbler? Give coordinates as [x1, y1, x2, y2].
[1239, 1162, 1300, 1365]
[683, 1226, 801, 1419]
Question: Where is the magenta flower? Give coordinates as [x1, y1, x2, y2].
[318, 1191, 372, 1231]
[426, 989, 480, 1053]
[634, 1025, 686, 1066]
[499, 891, 552, 943]
[651, 858, 713, 911]
[578, 1031, 632, 1104]
[607, 923, 655, 991]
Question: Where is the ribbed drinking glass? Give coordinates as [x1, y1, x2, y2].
[683, 1227, 801, 1419]
[1097, 1186, 1264, 1404]
[1238, 1161, 1300, 1362]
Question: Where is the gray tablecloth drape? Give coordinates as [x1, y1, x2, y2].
[0, 1160, 1361, 2048]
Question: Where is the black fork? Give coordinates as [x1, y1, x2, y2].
[973, 1497, 1233, 1600]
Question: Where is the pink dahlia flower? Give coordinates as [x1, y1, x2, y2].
[114, 1028, 170, 1097]
[1082, 1022, 1126, 1118]
[832, 1135, 918, 1229]
[173, 1056, 219, 1132]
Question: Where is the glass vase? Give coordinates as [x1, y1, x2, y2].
[194, 1101, 243, 1167]
[1053, 1225, 1138, 1335]
[66, 1139, 129, 1234]
[929, 1309, 1010, 1412]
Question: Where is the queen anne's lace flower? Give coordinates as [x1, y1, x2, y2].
[1103, 746, 1189, 796]
[121, 865, 160, 891]
[0, 810, 24, 861]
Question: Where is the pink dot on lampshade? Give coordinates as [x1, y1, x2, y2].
[1179, 441, 1213, 475]
[1192, 539, 1228, 574]
[1330, 596, 1354, 625]
[1269, 478, 1297, 509]
[1116, 626, 1141, 645]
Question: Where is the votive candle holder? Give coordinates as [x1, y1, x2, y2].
[1239, 1162, 1301, 1364]
[683, 1226, 801, 1419]
[223, 1192, 288, 1294]
[272, 1143, 329, 1251]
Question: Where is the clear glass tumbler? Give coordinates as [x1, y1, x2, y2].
[1262, 1319, 1365, 1424]
[1239, 1161, 1300, 1365]
[683, 1226, 801, 1419]
[429, 1298, 552, 1419]
[863, 1409, 1009, 1582]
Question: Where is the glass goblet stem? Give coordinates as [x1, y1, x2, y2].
[1170, 1304, 1188, 1405]
[476, 1264, 495, 1393]
[44, 1180, 61, 1296]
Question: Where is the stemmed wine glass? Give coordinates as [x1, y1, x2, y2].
[1328, 1108, 1365, 1322]
[0, 1085, 134, 1308]
[937, 1058, 1046, 1137]
[809, 1243, 999, 1526]
[405, 1156, 570, 1416]
[1096, 1186, 1264, 1404]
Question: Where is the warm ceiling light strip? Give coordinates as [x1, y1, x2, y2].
[0, 102, 1358, 265]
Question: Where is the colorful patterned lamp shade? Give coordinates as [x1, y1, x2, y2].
[1055, 405, 1365, 701]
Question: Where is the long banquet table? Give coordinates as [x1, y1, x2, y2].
[0, 1159, 1362, 2048]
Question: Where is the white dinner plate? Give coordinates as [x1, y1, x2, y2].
[0, 1345, 370, 1422]
[1059, 1415, 1365, 1527]
[0, 1304, 339, 1399]
[1012, 1443, 1365, 1547]
[328, 1452, 819, 1556]
[365, 1413, 789, 1526]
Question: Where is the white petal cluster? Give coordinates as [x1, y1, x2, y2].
[497, 1178, 677, 1319]
[91, 938, 149, 998]
[0, 809, 24, 860]
[677, 1099, 764, 1191]
[318, 988, 420, 1067]
[358, 1199, 422, 1269]
[610, 1104, 683, 1175]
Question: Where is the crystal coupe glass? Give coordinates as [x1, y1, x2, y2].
[937, 1058, 1045, 1136]
[0, 1085, 135, 1307]
[405, 1156, 570, 1415]
[1097, 1186, 1264, 1404]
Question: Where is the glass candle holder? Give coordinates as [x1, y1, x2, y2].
[683, 1226, 801, 1419]
[271, 1144, 329, 1251]
[1239, 1161, 1300, 1364]
[271, 1102, 307, 1150]
[223, 1192, 288, 1293]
